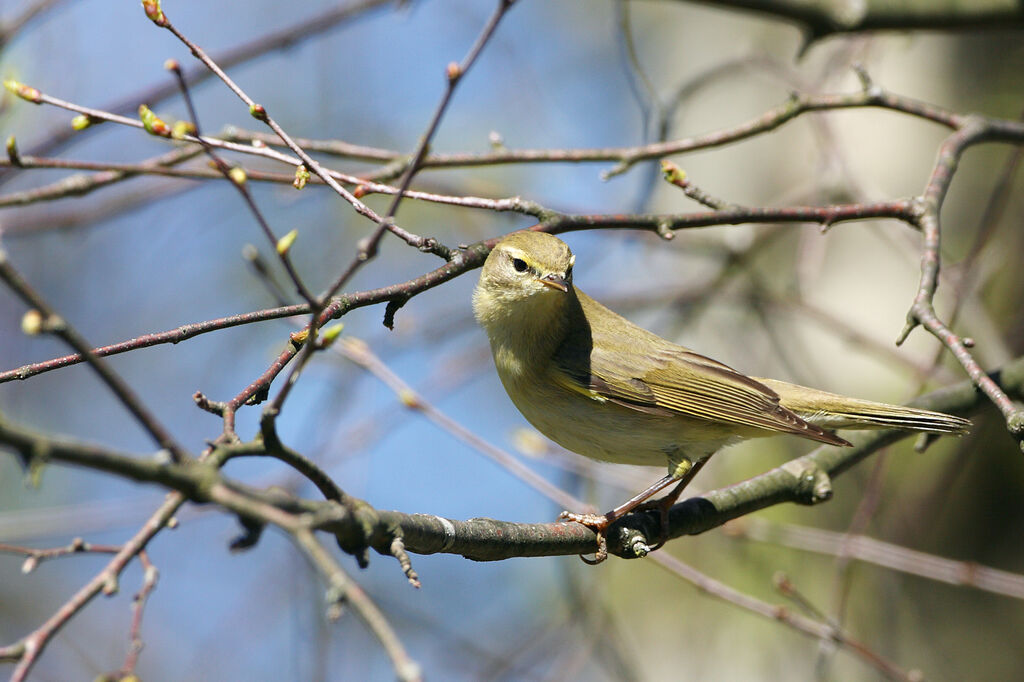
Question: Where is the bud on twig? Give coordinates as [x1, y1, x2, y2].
[141, 0, 167, 26]
[293, 165, 310, 190]
[276, 229, 298, 255]
[320, 323, 344, 348]
[138, 104, 171, 137]
[3, 79, 41, 103]
[21, 309, 44, 335]
[227, 166, 247, 186]
[6, 135, 20, 165]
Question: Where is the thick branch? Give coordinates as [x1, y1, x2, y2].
[666, 0, 1024, 42]
[3, 357, 1019, 563]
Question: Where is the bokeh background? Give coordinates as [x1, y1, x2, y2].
[1, 1, 1023, 679]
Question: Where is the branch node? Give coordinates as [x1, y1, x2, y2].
[628, 534, 651, 558]
[229, 517, 266, 552]
[193, 391, 227, 416]
[783, 459, 833, 505]
[601, 159, 631, 181]
[895, 313, 917, 346]
[152, 449, 173, 465]
[656, 221, 675, 241]
[102, 573, 119, 596]
[1007, 411, 1024, 437]
[383, 296, 409, 330]
[325, 585, 347, 622]
[24, 450, 48, 488]
[389, 536, 421, 588]
[852, 63, 874, 93]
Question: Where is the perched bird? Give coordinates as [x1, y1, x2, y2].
[473, 230, 969, 561]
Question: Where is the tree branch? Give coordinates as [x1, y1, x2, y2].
[664, 0, 1024, 44]
[3, 356, 1018, 565]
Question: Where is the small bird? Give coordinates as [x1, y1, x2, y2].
[473, 230, 970, 561]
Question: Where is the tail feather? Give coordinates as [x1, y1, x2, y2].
[755, 378, 971, 435]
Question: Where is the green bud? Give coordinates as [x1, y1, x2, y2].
[171, 120, 196, 140]
[276, 229, 297, 255]
[138, 105, 170, 137]
[660, 160, 685, 185]
[320, 323, 344, 348]
[6, 135, 20, 164]
[21, 309, 44, 335]
[3, 79, 41, 104]
[141, 0, 167, 26]
[228, 166, 248, 186]
[71, 114, 93, 131]
[293, 165, 310, 190]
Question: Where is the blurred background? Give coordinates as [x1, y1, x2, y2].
[1, 0, 1023, 679]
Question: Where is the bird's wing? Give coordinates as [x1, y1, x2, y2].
[552, 291, 849, 446]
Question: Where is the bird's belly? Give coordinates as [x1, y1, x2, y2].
[501, 372, 734, 470]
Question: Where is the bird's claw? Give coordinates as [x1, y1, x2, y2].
[559, 510, 610, 564]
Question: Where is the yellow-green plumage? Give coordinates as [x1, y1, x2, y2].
[473, 230, 969, 476]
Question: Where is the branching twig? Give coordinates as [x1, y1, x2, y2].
[0, 494, 182, 681]
[165, 60, 318, 306]
[897, 116, 1024, 449]
[141, 2, 439, 257]
[0, 0, 397, 179]
[319, 0, 518, 298]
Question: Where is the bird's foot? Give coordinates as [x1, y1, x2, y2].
[558, 511, 611, 564]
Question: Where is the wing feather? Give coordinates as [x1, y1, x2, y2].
[554, 290, 849, 447]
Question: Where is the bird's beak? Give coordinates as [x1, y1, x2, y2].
[539, 273, 568, 292]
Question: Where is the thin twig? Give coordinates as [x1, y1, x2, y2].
[730, 517, 1024, 602]
[166, 61, 317, 306]
[0, 0, 397, 179]
[338, 336, 589, 512]
[0, 250, 188, 463]
[119, 552, 158, 677]
[0, 494, 183, 680]
[143, 4, 438, 256]
[897, 117, 1024, 447]
[319, 0, 518, 298]
[651, 553, 920, 681]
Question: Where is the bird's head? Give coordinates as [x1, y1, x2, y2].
[473, 230, 576, 332]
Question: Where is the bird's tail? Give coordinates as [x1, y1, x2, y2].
[756, 378, 971, 434]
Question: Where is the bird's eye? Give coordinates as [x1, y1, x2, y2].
[512, 258, 528, 273]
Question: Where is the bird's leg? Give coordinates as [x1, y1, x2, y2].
[639, 457, 707, 553]
[559, 464, 695, 563]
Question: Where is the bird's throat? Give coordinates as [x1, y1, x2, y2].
[482, 289, 573, 381]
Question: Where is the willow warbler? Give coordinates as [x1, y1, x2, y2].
[473, 230, 969, 560]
